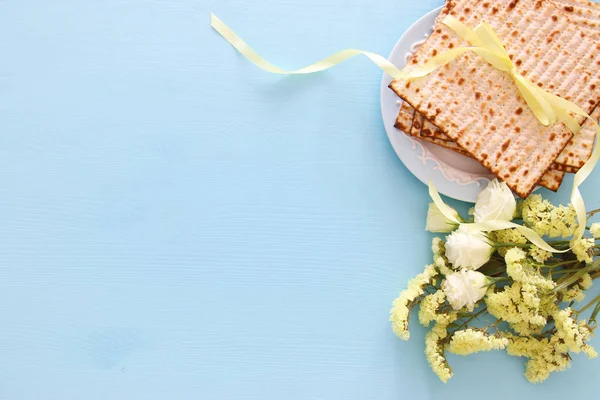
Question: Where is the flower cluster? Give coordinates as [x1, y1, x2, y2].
[390, 264, 437, 340]
[390, 179, 600, 384]
[521, 194, 578, 238]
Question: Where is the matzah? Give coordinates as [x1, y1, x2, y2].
[395, 101, 415, 133]
[389, 0, 600, 198]
[538, 169, 566, 192]
[417, 106, 587, 173]
[399, 0, 600, 172]
[395, 101, 574, 187]
[554, 104, 600, 167]
[397, 101, 452, 141]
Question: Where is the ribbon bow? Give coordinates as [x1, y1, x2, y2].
[441, 17, 584, 132]
[211, 13, 600, 245]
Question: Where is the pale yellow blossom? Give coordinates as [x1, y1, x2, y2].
[561, 273, 593, 302]
[425, 323, 452, 383]
[485, 282, 549, 335]
[507, 335, 571, 383]
[448, 329, 508, 355]
[571, 238, 594, 264]
[590, 222, 600, 239]
[521, 195, 577, 238]
[504, 309, 598, 383]
[528, 246, 552, 263]
[561, 286, 586, 303]
[505, 248, 555, 290]
[552, 308, 597, 358]
[432, 237, 444, 256]
[390, 264, 438, 340]
[432, 238, 453, 276]
[490, 228, 527, 256]
[579, 273, 593, 290]
[418, 291, 458, 326]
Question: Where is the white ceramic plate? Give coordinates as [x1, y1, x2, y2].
[380, 7, 494, 203]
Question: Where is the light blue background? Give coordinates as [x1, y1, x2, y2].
[1, 0, 600, 399]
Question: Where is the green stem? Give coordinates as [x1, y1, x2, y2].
[451, 307, 488, 332]
[552, 267, 598, 276]
[588, 208, 600, 218]
[541, 260, 580, 269]
[554, 261, 600, 291]
[576, 293, 600, 314]
[493, 242, 531, 249]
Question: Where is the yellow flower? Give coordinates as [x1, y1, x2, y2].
[390, 264, 438, 340]
[432, 237, 444, 256]
[590, 222, 600, 239]
[561, 286, 586, 303]
[490, 229, 527, 257]
[571, 238, 594, 264]
[485, 282, 550, 335]
[579, 273, 593, 290]
[504, 248, 555, 290]
[561, 273, 593, 302]
[504, 309, 598, 383]
[552, 308, 597, 358]
[432, 238, 453, 276]
[507, 335, 571, 383]
[448, 329, 508, 356]
[521, 195, 577, 238]
[419, 291, 444, 326]
[528, 246, 551, 263]
[419, 291, 458, 327]
[425, 323, 452, 383]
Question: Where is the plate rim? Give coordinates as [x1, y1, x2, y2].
[379, 6, 493, 203]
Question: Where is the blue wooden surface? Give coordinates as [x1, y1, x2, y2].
[1, 0, 600, 398]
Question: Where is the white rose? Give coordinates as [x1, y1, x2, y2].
[426, 202, 460, 233]
[443, 269, 488, 311]
[445, 227, 493, 270]
[474, 179, 516, 223]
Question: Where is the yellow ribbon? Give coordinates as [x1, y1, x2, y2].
[211, 13, 599, 246]
[211, 14, 479, 80]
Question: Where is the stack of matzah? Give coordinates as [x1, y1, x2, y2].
[389, 0, 600, 197]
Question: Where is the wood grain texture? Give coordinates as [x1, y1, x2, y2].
[0, 0, 599, 399]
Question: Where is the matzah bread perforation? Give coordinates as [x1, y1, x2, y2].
[538, 169, 566, 192]
[410, 108, 425, 137]
[395, 98, 575, 186]
[415, 100, 595, 171]
[555, 105, 600, 167]
[399, 0, 600, 172]
[390, 0, 600, 198]
[552, 0, 600, 41]
[395, 101, 416, 133]
[421, 119, 451, 140]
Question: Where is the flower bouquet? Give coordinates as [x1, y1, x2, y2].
[211, 0, 600, 386]
[390, 180, 600, 383]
